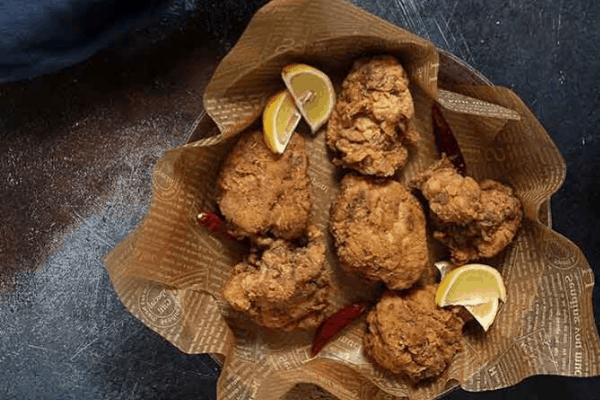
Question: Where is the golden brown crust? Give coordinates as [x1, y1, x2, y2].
[363, 285, 464, 382]
[330, 174, 429, 290]
[217, 130, 312, 242]
[222, 226, 332, 331]
[412, 156, 523, 264]
[326, 56, 418, 177]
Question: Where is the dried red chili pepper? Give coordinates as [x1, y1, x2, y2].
[311, 301, 368, 357]
[432, 103, 467, 176]
[196, 211, 232, 238]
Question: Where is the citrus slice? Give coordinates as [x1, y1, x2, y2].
[434, 260, 454, 281]
[464, 297, 499, 332]
[262, 89, 302, 154]
[435, 263, 507, 307]
[281, 63, 335, 133]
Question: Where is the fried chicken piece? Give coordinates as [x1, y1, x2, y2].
[326, 55, 419, 177]
[363, 285, 464, 382]
[330, 174, 429, 290]
[217, 130, 312, 242]
[222, 226, 331, 331]
[412, 156, 523, 264]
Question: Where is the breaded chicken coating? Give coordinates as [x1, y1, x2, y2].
[330, 174, 429, 290]
[326, 56, 419, 176]
[217, 130, 312, 243]
[412, 156, 523, 264]
[363, 285, 464, 382]
[222, 226, 331, 331]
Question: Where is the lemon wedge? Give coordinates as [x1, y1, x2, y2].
[464, 298, 499, 332]
[281, 63, 335, 133]
[262, 89, 302, 154]
[434, 260, 454, 281]
[435, 263, 507, 307]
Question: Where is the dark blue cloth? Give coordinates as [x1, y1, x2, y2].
[0, 0, 196, 83]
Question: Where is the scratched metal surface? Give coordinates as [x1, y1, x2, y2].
[1, 0, 599, 399]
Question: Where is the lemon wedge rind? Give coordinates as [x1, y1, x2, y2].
[262, 89, 302, 154]
[281, 63, 335, 133]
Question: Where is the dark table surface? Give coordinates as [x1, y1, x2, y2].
[1, 0, 599, 399]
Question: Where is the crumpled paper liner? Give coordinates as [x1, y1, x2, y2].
[103, 0, 600, 399]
